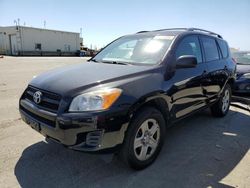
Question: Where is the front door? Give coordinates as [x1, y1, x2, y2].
[165, 35, 208, 119]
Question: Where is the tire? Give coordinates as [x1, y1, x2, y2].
[119, 107, 166, 170]
[210, 84, 231, 117]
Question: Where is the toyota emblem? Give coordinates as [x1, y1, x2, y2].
[33, 91, 42, 104]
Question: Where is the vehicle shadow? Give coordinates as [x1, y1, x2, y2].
[15, 108, 250, 188]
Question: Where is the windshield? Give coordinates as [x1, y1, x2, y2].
[232, 52, 250, 65]
[92, 34, 175, 65]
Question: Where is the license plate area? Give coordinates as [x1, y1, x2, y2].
[26, 117, 41, 132]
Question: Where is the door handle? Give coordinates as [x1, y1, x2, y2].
[202, 70, 207, 75]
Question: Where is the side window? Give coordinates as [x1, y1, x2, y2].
[201, 37, 219, 62]
[217, 40, 229, 59]
[175, 36, 202, 63]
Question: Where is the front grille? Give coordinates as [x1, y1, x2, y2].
[24, 86, 61, 112]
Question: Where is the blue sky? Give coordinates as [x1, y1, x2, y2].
[0, 0, 250, 50]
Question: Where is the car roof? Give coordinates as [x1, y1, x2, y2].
[135, 28, 223, 40]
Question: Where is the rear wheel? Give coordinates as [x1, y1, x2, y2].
[119, 107, 166, 170]
[211, 84, 231, 117]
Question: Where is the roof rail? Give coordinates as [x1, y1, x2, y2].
[136, 31, 149, 34]
[137, 28, 188, 34]
[187, 28, 223, 39]
[153, 28, 189, 32]
[136, 28, 223, 39]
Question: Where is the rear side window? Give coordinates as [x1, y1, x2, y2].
[217, 40, 229, 58]
[175, 36, 202, 63]
[201, 37, 219, 62]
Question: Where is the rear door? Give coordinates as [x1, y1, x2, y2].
[166, 35, 208, 119]
[200, 36, 228, 103]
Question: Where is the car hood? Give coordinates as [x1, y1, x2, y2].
[237, 64, 250, 74]
[30, 62, 154, 95]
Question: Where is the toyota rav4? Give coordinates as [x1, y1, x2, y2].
[19, 28, 236, 169]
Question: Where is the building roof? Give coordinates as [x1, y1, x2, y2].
[0, 25, 79, 34]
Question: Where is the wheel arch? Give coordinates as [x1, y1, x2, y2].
[127, 94, 171, 127]
[226, 77, 235, 89]
[218, 77, 235, 96]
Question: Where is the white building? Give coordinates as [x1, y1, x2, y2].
[0, 26, 81, 56]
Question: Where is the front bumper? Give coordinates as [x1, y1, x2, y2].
[19, 99, 128, 152]
[233, 80, 250, 94]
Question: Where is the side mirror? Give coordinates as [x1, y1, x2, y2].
[176, 55, 198, 69]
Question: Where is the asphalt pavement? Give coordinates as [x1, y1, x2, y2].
[0, 57, 249, 188]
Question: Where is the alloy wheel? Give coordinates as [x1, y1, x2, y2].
[133, 119, 160, 161]
[222, 89, 230, 113]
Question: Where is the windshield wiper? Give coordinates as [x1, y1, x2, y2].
[89, 59, 130, 65]
[101, 61, 129, 65]
[112, 61, 129, 65]
[89, 59, 99, 63]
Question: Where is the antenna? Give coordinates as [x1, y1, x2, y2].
[44, 21, 46, 28]
[80, 28, 82, 38]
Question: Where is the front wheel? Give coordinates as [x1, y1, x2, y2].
[210, 84, 231, 117]
[119, 107, 166, 170]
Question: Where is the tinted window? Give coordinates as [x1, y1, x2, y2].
[201, 37, 219, 62]
[217, 40, 229, 58]
[176, 36, 202, 63]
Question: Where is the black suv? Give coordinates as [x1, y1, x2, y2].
[19, 28, 236, 169]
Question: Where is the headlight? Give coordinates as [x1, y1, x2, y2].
[241, 73, 250, 79]
[69, 88, 122, 112]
